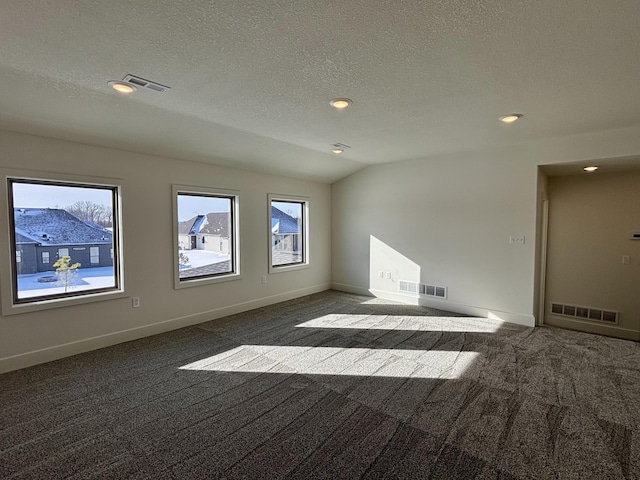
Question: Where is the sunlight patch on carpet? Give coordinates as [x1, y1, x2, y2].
[294, 314, 502, 333]
[180, 345, 479, 379]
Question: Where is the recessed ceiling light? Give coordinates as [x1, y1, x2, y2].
[330, 143, 351, 154]
[108, 81, 137, 94]
[499, 113, 523, 123]
[330, 98, 352, 110]
[583, 166, 599, 173]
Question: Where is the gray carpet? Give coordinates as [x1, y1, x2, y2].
[1, 290, 639, 479]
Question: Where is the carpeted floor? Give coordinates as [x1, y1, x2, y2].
[1, 290, 639, 479]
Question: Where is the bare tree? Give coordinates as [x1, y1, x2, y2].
[65, 201, 112, 227]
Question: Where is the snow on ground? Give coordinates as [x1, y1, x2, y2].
[17, 266, 115, 299]
[16, 250, 230, 298]
[180, 250, 230, 269]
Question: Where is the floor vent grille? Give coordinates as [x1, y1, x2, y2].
[399, 281, 447, 299]
[551, 302, 618, 324]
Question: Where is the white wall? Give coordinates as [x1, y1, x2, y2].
[544, 172, 640, 340]
[331, 125, 640, 327]
[332, 153, 537, 325]
[0, 131, 331, 372]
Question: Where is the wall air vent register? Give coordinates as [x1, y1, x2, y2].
[399, 280, 447, 299]
[551, 302, 618, 324]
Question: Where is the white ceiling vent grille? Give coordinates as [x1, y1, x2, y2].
[123, 74, 170, 93]
[399, 281, 447, 299]
[551, 302, 618, 324]
[330, 143, 351, 150]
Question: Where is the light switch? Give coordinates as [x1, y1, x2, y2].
[622, 255, 631, 265]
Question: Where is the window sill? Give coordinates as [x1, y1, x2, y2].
[1, 289, 127, 316]
[174, 272, 242, 289]
[268, 262, 310, 275]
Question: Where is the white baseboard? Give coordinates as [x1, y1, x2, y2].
[331, 282, 373, 297]
[0, 283, 331, 373]
[544, 315, 640, 341]
[334, 283, 536, 328]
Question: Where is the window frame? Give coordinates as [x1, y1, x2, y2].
[172, 185, 241, 289]
[0, 172, 126, 315]
[268, 194, 309, 274]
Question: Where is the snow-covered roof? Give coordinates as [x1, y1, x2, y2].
[178, 212, 230, 237]
[13, 208, 112, 245]
[15, 231, 39, 244]
[177, 209, 298, 236]
[271, 207, 300, 234]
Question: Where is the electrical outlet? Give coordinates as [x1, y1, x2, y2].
[385, 272, 392, 279]
[261, 275, 267, 284]
[132, 297, 140, 308]
[510, 235, 525, 245]
[622, 255, 631, 265]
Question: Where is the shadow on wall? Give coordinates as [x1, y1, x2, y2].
[367, 235, 520, 325]
[369, 235, 420, 296]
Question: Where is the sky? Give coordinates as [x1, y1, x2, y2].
[12, 183, 300, 221]
[176, 198, 301, 222]
[273, 201, 302, 218]
[177, 194, 230, 221]
[12, 182, 112, 208]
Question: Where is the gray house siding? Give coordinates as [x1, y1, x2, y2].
[15, 244, 38, 275]
[34, 244, 113, 273]
[14, 208, 114, 274]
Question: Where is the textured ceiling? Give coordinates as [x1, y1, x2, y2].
[1, 0, 639, 182]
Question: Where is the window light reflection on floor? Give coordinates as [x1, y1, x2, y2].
[180, 345, 479, 380]
[294, 314, 502, 333]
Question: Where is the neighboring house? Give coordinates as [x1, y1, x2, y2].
[13, 208, 113, 274]
[178, 213, 231, 253]
[271, 207, 301, 253]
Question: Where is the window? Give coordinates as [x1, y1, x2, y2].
[173, 185, 239, 287]
[90, 246, 100, 264]
[4, 177, 122, 309]
[268, 195, 309, 272]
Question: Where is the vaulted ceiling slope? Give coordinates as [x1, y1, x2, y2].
[1, 1, 639, 183]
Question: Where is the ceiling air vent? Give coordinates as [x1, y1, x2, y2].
[551, 302, 618, 324]
[122, 74, 170, 93]
[330, 143, 351, 150]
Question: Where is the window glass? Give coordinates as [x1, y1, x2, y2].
[90, 246, 100, 264]
[176, 191, 236, 283]
[9, 179, 120, 303]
